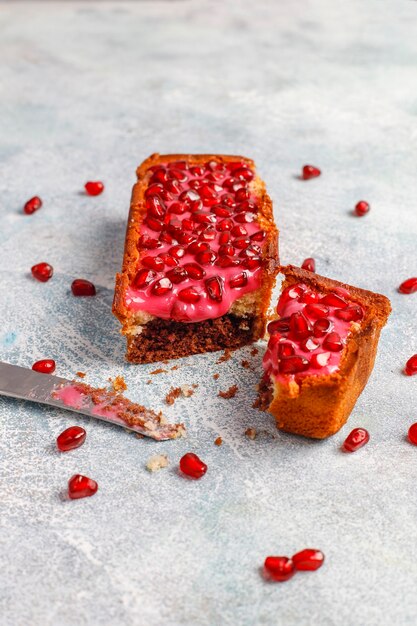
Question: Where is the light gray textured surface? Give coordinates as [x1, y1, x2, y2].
[1, 1, 417, 625]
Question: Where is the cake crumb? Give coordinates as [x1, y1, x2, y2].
[217, 349, 232, 364]
[213, 373, 220, 380]
[251, 348, 259, 357]
[180, 385, 194, 398]
[111, 375, 127, 393]
[135, 433, 145, 439]
[218, 384, 238, 399]
[245, 427, 257, 440]
[214, 436, 223, 446]
[146, 454, 169, 472]
[166, 387, 182, 405]
[171, 365, 180, 371]
[146, 379, 152, 385]
[150, 368, 168, 375]
[192, 383, 199, 389]
[76, 371, 86, 379]
[241, 360, 250, 369]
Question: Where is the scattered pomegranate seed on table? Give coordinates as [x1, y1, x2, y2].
[84, 181, 104, 196]
[31, 262, 53, 282]
[57, 426, 87, 452]
[342, 427, 370, 452]
[404, 354, 417, 376]
[301, 165, 321, 180]
[292, 549, 325, 571]
[301, 257, 316, 272]
[399, 277, 417, 294]
[407, 423, 417, 445]
[68, 474, 98, 499]
[179, 453, 207, 479]
[23, 196, 42, 215]
[354, 201, 370, 217]
[71, 279, 96, 296]
[264, 556, 295, 582]
[32, 359, 56, 374]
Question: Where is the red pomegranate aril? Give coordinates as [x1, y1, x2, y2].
[277, 284, 306, 315]
[407, 423, 417, 445]
[243, 257, 262, 270]
[180, 189, 200, 203]
[71, 279, 96, 296]
[233, 236, 250, 249]
[279, 355, 309, 374]
[219, 244, 235, 257]
[138, 235, 161, 249]
[193, 211, 216, 225]
[300, 290, 320, 304]
[165, 179, 182, 195]
[239, 246, 258, 259]
[199, 183, 217, 200]
[168, 245, 185, 260]
[152, 277, 172, 296]
[166, 266, 188, 284]
[302, 165, 321, 180]
[57, 426, 86, 452]
[189, 180, 202, 192]
[300, 338, 320, 352]
[189, 165, 205, 177]
[292, 549, 324, 571]
[278, 342, 295, 358]
[23, 196, 42, 215]
[399, 278, 417, 294]
[250, 230, 266, 242]
[267, 318, 290, 334]
[31, 262, 53, 282]
[342, 428, 370, 452]
[150, 168, 169, 184]
[146, 183, 165, 197]
[68, 474, 98, 499]
[146, 195, 166, 218]
[182, 218, 194, 231]
[178, 286, 200, 303]
[289, 311, 312, 340]
[321, 293, 347, 308]
[85, 181, 104, 196]
[217, 218, 234, 232]
[159, 253, 178, 268]
[313, 318, 333, 337]
[168, 160, 188, 170]
[159, 231, 174, 245]
[205, 276, 223, 302]
[301, 257, 316, 272]
[222, 177, 236, 190]
[354, 200, 370, 216]
[199, 227, 216, 242]
[32, 359, 56, 374]
[323, 332, 343, 351]
[305, 303, 329, 319]
[230, 225, 247, 237]
[235, 212, 256, 224]
[168, 168, 188, 183]
[405, 354, 417, 376]
[133, 268, 156, 289]
[179, 453, 207, 479]
[146, 217, 164, 232]
[235, 188, 250, 202]
[221, 195, 236, 209]
[229, 271, 248, 289]
[310, 351, 332, 368]
[196, 250, 217, 265]
[335, 305, 364, 322]
[142, 256, 165, 271]
[219, 232, 231, 245]
[188, 241, 210, 255]
[212, 205, 232, 218]
[169, 201, 187, 215]
[177, 233, 196, 246]
[234, 167, 254, 181]
[263, 556, 295, 582]
[216, 256, 239, 268]
[183, 263, 205, 280]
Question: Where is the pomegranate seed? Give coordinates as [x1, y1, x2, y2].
[405, 354, 417, 376]
[199, 183, 217, 200]
[146, 195, 166, 218]
[235, 188, 250, 202]
[219, 244, 235, 257]
[205, 276, 223, 302]
[277, 285, 306, 315]
[183, 263, 205, 280]
[141, 256, 164, 271]
[321, 293, 347, 308]
[229, 271, 248, 288]
[278, 342, 295, 357]
[234, 167, 254, 181]
[221, 195, 236, 208]
[242, 257, 262, 270]
[68, 474, 98, 499]
[313, 318, 333, 338]
[190, 165, 205, 177]
[57, 426, 86, 452]
[302, 165, 321, 180]
[289, 311, 312, 340]
[146, 216, 164, 231]
[32, 359, 56, 374]
[177, 233, 196, 246]
[150, 168, 169, 184]
[300, 338, 320, 352]
[216, 256, 239, 268]
[178, 286, 200, 303]
[71, 279, 96, 296]
[399, 278, 417, 294]
[218, 232, 231, 245]
[138, 235, 161, 249]
[354, 200, 370, 216]
[279, 356, 309, 374]
[407, 423, 417, 445]
[168, 245, 185, 260]
[188, 241, 210, 255]
[179, 453, 207, 479]
[310, 352, 332, 368]
[168, 168, 188, 182]
[165, 179, 182, 195]
[212, 205, 232, 218]
[230, 225, 247, 237]
[31, 262, 53, 282]
[264, 556, 295, 582]
[292, 549, 324, 571]
[181, 218, 194, 231]
[233, 236, 251, 249]
[193, 211, 216, 225]
[206, 160, 225, 172]
[301, 257, 315, 272]
[146, 183, 165, 198]
[196, 250, 217, 265]
[342, 428, 370, 452]
[304, 303, 329, 319]
[235, 200, 257, 214]
[323, 332, 344, 352]
[300, 290, 320, 304]
[250, 230, 266, 242]
[168, 160, 188, 170]
[159, 231, 174, 245]
[199, 227, 216, 242]
[159, 253, 178, 268]
[166, 266, 188, 284]
[217, 218, 234, 232]
[169, 201, 187, 215]
[234, 212, 256, 224]
[85, 181, 104, 196]
[335, 305, 364, 322]
[152, 277, 172, 296]
[180, 189, 201, 208]
[23, 196, 42, 215]
[267, 318, 290, 334]
[133, 268, 156, 288]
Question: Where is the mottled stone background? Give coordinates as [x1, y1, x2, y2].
[1, 1, 417, 625]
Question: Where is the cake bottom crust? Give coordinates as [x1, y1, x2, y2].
[126, 314, 260, 364]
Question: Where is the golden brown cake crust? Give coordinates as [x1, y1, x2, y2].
[261, 265, 392, 439]
[112, 153, 279, 362]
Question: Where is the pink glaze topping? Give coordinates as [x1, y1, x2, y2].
[53, 384, 127, 425]
[263, 282, 365, 381]
[125, 159, 266, 322]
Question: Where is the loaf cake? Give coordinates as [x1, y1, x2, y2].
[258, 265, 391, 439]
[113, 154, 279, 363]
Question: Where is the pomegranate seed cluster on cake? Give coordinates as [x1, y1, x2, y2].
[113, 153, 279, 363]
[258, 265, 391, 439]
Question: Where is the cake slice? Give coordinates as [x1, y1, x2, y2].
[113, 154, 279, 363]
[258, 265, 391, 439]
